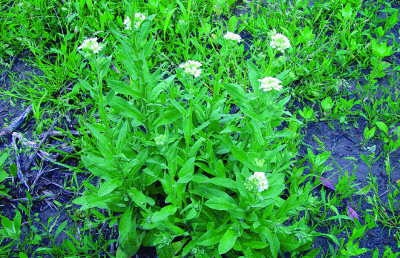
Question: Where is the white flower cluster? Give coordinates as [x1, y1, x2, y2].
[179, 60, 202, 77]
[124, 13, 146, 30]
[223, 31, 241, 42]
[78, 37, 103, 54]
[269, 30, 291, 53]
[258, 77, 282, 91]
[247, 172, 269, 193]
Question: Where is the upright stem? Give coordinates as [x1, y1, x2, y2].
[139, 69, 150, 141]
[96, 64, 122, 171]
[97, 77, 108, 129]
[266, 48, 276, 76]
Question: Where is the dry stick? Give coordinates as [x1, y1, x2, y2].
[30, 165, 50, 192]
[111, 61, 121, 74]
[11, 133, 29, 190]
[12, 132, 64, 164]
[3, 195, 41, 202]
[379, 190, 390, 198]
[0, 104, 33, 137]
[56, 81, 75, 96]
[24, 118, 59, 172]
[38, 129, 90, 138]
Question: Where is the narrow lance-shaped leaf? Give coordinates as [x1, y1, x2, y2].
[318, 177, 335, 191]
[347, 205, 359, 221]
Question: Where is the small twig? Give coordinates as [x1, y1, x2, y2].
[111, 61, 121, 74]
[57, 81, 75, 96]
[0, 104, 33, 137]
[12, 132, 64, 163]
[43, 179, 65, 190]
[1, 195, 42, 202]
[11, 133, 29, 190]
[30, 164, 47, 191]
[12, 132, 38, 148]
[379, 190, 390, 198]
[38, 129, 89, 138]
[24, 118, 59, 172]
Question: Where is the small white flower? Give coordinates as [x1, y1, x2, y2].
[246, 172, 269, 193]
[179, 60, 202, 77]
[223, 31, 241, 42]
[124, 16, 131, 30]
[134, 13, 146, 29]
[124, 13, 146, 30]
[78, 37, 103, 54]
[269, 30, 291, 53]
[258, 77, 282, 91]
[90, 42, 102, 54]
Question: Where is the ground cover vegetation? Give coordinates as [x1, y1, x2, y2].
[0, 0, 399, 257]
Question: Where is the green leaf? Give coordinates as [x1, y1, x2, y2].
[73, 193, 119, 210]
[9, 163, 17, 177]
[215, 135, 257, 171]
[341, 3, 353, 21]
[262, 227, 280, 257]
[107, 79, 140, 99]
[0, 151, 9, 166]
[218, 229, 238, 254]
[224, 83, 248, 101]
[116, 121, 128, 152]
[85, 123, 109, 147]
[98, 179, 122, 197]
[247, 59, 260, 90]
[119, 207, 135, 241]
[216, 160, 226, 178]
[108, 96, 143, 122]
[153, 109, 181, 128]
[250, 120, 265, 146]
[0, 170, 8, 182]
[277, 232, 299, 252]
[13, 210, 22, 233]
[152, 205, 177, 222]
[321, 97, 333, 111]
[354, 184, 372, 195]
[188, 138, 205, 158]
[163, 7, 177, 39]
[98, 55, 112, 79]
[81, 155, 118, 180]
[303, 249, 320, 258]
[128, 187, 154, 208]
[119, 207, 140, 256]
[126, 149, 148, 178]
[205, 197, 238, 211]
[241, 241, 269, 249]
[78, 79, 96, 97]
[191, 184, 233, 200]
[375, 121, 388, 135]
[172, 238, 189, 254]
[205, 177, 238, 190]
[178, 157, 195, 178]
[196, 227, 227, 246]
[151, 75, 175, 101]
[55, 221, 68, 239]
[276, 194, 298, 218]
[19, 252, 28, 258]
[262, 172, 285, 199]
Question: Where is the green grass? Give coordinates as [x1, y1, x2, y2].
[0, 0, 400, 256]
